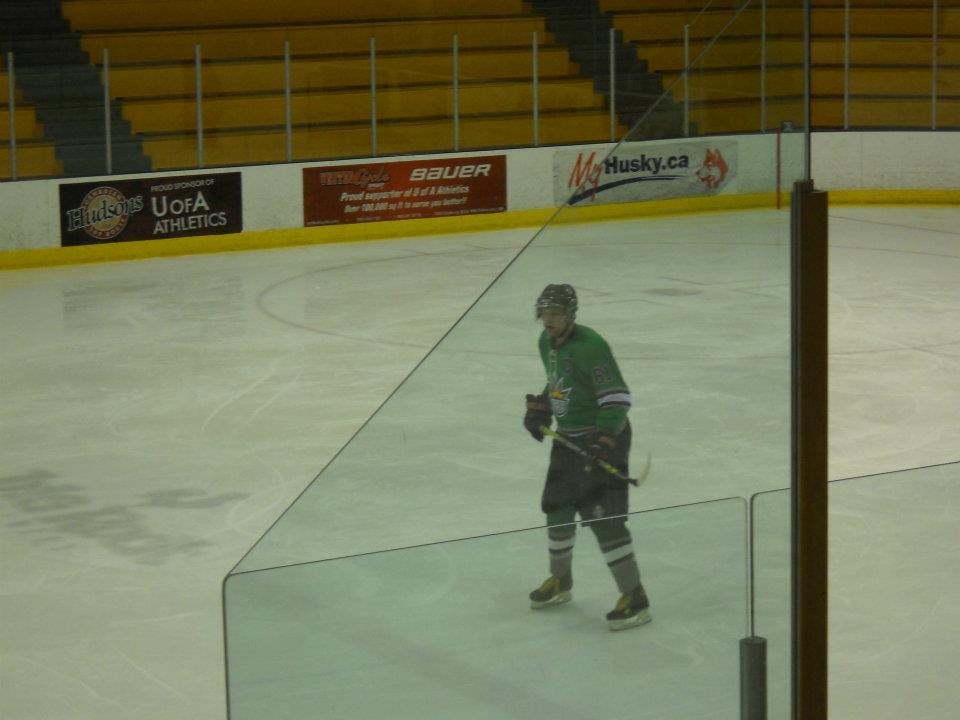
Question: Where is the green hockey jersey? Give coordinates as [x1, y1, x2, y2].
[538, 324, 631, 436]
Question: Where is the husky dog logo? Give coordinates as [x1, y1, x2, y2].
[695, 148, 729, 190]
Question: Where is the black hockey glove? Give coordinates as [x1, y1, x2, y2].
[524, 393, 552, 442]
[585, 432, 617, 464]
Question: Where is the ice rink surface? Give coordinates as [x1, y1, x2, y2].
[1, 206, 958, 719]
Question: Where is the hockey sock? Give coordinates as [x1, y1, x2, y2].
[602, 538, 642, 594]
[546, 509, 577, 578]
[548, 524, 576, 578]
[592, 523, 641, 594]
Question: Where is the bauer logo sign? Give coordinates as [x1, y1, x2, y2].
[303, 155, 506, 226]
[553, 140, 737, 207]
[59, 172, 242, 246]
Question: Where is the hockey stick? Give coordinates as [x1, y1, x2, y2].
[540, 426, 651, 487]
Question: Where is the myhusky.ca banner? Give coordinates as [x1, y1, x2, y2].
[553, 140, 737, 207]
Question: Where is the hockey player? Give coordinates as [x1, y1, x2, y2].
[523, 283, 651, 631]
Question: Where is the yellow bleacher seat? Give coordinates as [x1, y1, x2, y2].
[612, 7, 947, 41]
[62, 0, 531, 31]
[103, 47, 575, 99]
[121, 77, 601, 135]
[604, 1, 956, 135]
[0, 69, 63, 179]
[141, 108, 625, 171]
[74, 2, 613, 170]
[813, 97, 958, 128]
[0, 106, 49, 141]
[79, 17, 550, 64]
[602, 0, 943, 8]
[0, 143, 63, 180]
[48, 0, 957, 174]
[63, 0, 623, 169]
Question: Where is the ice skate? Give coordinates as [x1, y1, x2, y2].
[606, 586, 651, 630]
[529, 573, 572, 609]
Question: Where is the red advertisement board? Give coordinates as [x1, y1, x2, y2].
[303, 155, 506, 226]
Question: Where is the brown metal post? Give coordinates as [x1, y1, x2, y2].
[791, 179, 829, 720]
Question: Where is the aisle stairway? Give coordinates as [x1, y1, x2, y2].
[0, 0, 149, 177]
[530, 0, 686, 137]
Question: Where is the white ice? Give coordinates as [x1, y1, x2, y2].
[1, 206, 958, 720]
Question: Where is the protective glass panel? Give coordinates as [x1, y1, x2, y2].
[749, 487, 790, 718]
[587, 5, 805, 716]
[224, 500, 748, 720]
[225, 1, 808, 718]
[750, 462, 960, 720]
[827, 463, 960, 719]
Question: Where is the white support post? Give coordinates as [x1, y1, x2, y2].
[932, 0, 939, 130]
[609, 27, 616, 142]
[103, 48, 112, 175]
[452, 33, 460, 151]
[6, 52, 16, 180]
[803, 0, 812, 179]
[683, 25, 690, 137]
[195, 44, 204, 168]
[370, 37, 378, 157]
[843, 0, 850, 129]
[532, 31, 539, 147]
[284, 41, 292, 162]
[760, 0, 767, 131]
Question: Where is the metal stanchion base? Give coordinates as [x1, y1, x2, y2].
[740, 635, 768, 720]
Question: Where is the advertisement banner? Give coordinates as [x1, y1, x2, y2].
[303, 155, 506, 226]
[59, 172, 243, 246]
[553, 140, 738, 207]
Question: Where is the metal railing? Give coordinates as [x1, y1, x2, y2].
[2, 3, 952, 181]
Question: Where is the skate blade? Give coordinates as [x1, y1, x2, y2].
[608, 608, 652, 631]
[530, 591, 572, 609]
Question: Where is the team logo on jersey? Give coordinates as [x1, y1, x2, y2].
[549, 381, 573, 417]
